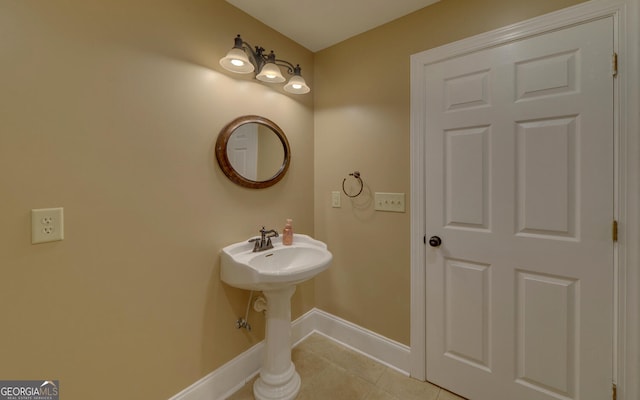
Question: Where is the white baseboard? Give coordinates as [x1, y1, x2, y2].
[309, 308, 410, 375]
[168, 341, 263, 400]
[169, 308, 411, 400]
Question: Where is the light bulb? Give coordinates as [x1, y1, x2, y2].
[219, 47, 254, 74]
[284, 74, 310, 94]
[256, 63, 285, 83]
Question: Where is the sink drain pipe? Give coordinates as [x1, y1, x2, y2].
[253, 295, 267, 313]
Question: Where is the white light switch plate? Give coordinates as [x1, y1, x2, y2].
[374, 192, 405, 213]
[331, 191, 341, 208]
[32, 207, 64, 244]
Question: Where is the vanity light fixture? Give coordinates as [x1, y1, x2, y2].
[219, 34, 311, 94]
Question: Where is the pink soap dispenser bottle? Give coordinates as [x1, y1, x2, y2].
[283, 219, 293, 245]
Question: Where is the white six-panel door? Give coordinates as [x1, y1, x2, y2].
[421, 17, 614, 400]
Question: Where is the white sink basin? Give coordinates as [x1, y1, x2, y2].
[220, 234, 332, 291]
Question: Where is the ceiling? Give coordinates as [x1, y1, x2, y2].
[225, 0, 440, 52]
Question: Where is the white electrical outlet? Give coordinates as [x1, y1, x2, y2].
[331, 191, 341, 208]
[374, 192, 406, 213]
[32, 207, 64, 244]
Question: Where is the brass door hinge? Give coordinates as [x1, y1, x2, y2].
[613, 383, 617, 400]
[613, 220, 618, 242]
[612, 53, 618, 77]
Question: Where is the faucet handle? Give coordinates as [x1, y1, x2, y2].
[248, 237, 261, 252]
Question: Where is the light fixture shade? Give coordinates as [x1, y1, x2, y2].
[256, 63, 286, 83]
[219, 48, 254, 74]
[284, 74, 310, 94]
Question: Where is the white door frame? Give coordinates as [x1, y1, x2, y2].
[409, 1, 640, 399]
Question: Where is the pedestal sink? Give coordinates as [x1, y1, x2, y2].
[220, 234, 332, 400]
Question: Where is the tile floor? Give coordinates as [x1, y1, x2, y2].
[227, 333, 466, 400]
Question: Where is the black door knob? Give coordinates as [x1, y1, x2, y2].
[428, 236, 442, 247]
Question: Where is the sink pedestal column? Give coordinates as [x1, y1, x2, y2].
[253, 285, 301, 400]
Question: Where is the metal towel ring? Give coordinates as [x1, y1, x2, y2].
[342, 171, 363, 198]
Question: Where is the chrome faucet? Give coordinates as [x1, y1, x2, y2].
[249, 226, 279, 252]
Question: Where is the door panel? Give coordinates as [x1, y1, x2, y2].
[516, 271, 578, 398]
[516, 117, 577, 238]
[445, 126, 490, 229]
[423, 17, 614, 400]
[444, 259, 491, 371]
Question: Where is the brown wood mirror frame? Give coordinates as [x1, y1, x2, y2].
[215, 115, 291, 189]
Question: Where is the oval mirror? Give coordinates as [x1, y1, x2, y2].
[215, 115, 291, 189]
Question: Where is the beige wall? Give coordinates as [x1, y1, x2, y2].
[313, 0, 588, 345]
[0, 1, 313, 399]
